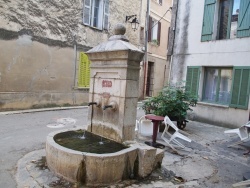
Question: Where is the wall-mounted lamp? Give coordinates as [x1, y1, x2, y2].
[125, 15, 139, 31]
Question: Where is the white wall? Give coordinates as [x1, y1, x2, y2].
[171, 0, 250, 127]
[174, 0, 250, 71]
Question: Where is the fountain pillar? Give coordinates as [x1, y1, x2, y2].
[46, 25, 164, 186]
[86, 24, 144, 143]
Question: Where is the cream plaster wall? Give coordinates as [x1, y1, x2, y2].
[146, 0, 172, 97]
[0, 38, 88, 109]
[149, 0, 172, 57]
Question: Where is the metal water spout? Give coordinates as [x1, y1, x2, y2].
[88, 102, 97, 106]
[103, 105, 113, 110]
[103, 101, 117, 111]
[88, 99, 101, 132]
[88, 100, 101, 107]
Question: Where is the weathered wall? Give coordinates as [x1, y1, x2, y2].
[170, 0, 250, 127]
[0, 38, 89, 109]
[188, 103, 249, 128]
[169, 0, 190, 83]
[0, 0, 143, 110]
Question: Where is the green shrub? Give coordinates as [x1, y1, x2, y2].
[142, 83, 197, 120]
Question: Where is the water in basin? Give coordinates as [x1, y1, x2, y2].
[54, 129, 128, 154]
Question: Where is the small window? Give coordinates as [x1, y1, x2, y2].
[217, 0, 240, 40]
[201, 0, 250, 41]
[152, 19, 158, 41]
[148, 16, 161, 45]
[83, 0, 109, 30]
[203, 67, 232, 104]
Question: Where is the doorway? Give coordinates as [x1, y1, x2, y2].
[146, 61, 154, 97]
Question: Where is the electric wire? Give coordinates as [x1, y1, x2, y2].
[146, 7, 172, 32]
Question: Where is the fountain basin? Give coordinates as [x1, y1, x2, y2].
[46, 128, 164, 186]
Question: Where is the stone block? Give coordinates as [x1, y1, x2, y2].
[137, 145, 157, 178]
[153, 148, 164, 169]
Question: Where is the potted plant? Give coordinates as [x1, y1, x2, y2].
[142, 83, 197, 130]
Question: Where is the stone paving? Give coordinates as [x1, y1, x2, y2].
[15, 119, 250, 188]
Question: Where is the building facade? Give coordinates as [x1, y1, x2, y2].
[0, 0, 143, 111]
[138, 0, 172, 99]
[168, 0, 250, 127]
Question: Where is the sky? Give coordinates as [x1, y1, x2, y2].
[233, 0, 240, 15]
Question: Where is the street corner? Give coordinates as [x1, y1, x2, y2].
[15, 149, 72, 188]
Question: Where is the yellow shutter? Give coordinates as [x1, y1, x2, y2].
[78, 52, 91, 88]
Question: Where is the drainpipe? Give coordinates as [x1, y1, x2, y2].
[143, 0, 150, 98]
[73, 36, 77, 89]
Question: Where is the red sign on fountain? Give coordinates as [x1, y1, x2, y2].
[102, 80, 112, 87]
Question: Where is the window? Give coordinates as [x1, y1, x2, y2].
[186, 66, 250, 109]
[217, 0, 240, 39]
[83, 0, 109, 30]
[201, 0, 250, 41]
[203, 68, 232, 104]
[148, 16, 161, 45]
[78, 52, 91, 88]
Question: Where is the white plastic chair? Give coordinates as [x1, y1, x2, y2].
[232, 179, 250, 187]
[161, 116, 191, 150]
[224, 121, 250, 147]
[136, 115, 154, 137]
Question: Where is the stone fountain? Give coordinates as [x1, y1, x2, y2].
[46, 24, 164, 186]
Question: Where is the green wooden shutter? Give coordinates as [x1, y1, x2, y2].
[83, 0, 91, 25]
[78, 52, 91, 88]
[237, 0, 250, 38]
[103, 0, 109, 30]
[201, 0, 216, 41]
[186, 67, 200, 97]
[230, 67, 250, 109]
